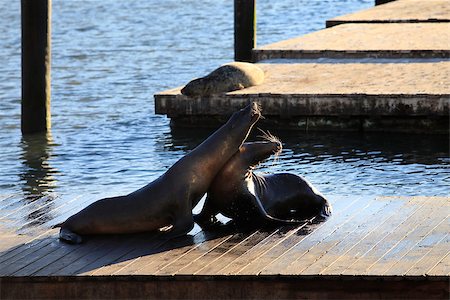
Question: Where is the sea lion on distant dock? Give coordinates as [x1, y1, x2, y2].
[194, 133, 332, 229]
[181, 62, 264, 97]
[56, 102, 262, 243]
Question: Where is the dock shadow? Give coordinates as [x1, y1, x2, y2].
[0, 218, 324, 276]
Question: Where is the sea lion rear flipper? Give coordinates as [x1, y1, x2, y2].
[59, 228, 83, 244]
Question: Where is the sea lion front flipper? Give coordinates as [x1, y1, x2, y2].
[59, 228, 83, 244]
[164, 214, 195, 239]
[194, 213, 221, 229]
[194, 197, 221, 229]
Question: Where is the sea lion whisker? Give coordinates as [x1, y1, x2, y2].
[270, 151, 281, 168]
[256, 129, 283, 156]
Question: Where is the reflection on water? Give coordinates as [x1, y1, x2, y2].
[164, 127, 449, 165]
[19, 132, 59, 198]
[18, 132, 59, 224]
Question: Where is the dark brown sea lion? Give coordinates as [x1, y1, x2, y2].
[194, 133, 332, 229]
[56, 102, 262, 243]
[181, 62, 264, 97]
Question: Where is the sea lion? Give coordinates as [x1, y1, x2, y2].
[194, 133, 332, 229]
[56, 102, 262, 243]
[181, 62, 264, 97]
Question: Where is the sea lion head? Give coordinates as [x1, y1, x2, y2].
[227, 102, 262, 132]
[181, 77, 208, 97]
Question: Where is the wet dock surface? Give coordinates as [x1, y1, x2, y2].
[0, 195, 448, 299]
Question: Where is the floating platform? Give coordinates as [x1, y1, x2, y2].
[327, 0, 450, 27]
[155, 62, 450, 133]
[0, 195, 449, 299]
[253, 23, 450, 60]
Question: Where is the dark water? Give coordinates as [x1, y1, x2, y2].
[0, 0, 448, 226]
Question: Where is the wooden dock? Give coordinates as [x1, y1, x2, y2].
[155, 62, 449, 132]
[0, 194, 448, 299]
[252, 23, 450, 60]
[155, 0, 450, 132]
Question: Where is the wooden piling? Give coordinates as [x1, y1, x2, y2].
[21, 0, 52, 134]
[234, 0, 256, 62]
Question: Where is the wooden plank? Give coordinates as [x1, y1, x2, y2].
[88, 229, 211, 276]
[133, 231, 253, 275]
[298, 197, 407, 275]
[407, 233, 449, 276]
[385, 218, 449, 275]
[13, 241, 84, 276]
[0, 229, 55, 265]
[0, 194, 22, 210]
[215, 224, 306, 275]
[191, 230, 276, 275]
[364, 198, 449, 275]
[342, 197, 448, 275]
[156, 234, 238, 275]
[0, 235, 58, 276]
[15, 194, 84, 232]
[51, 236, 127, 276]
[317, 197, 426, 275]
[257, 196, 382, 275]
[158, 230, 258, 274]
[89, 233, 175, 276]
[0, 194, 14, 202]
[78, 233, 164, 276]
[24, 232, 161, 276]
[0, 194, 57, 221]
[153, 235, 233, 275]
[106, 235, 199, 275]
[218, 196, 344, 275]
[33, 236, 111, 276]
[91, 234, 190, 276]
[428, 252, 450, 276]
[237, 196, 370, 275]
[53, 235, 153, 276]
[282, 197, 400, 275]
[0, 234, 30, 253]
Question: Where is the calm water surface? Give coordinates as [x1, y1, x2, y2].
[0, 0, 448, 225]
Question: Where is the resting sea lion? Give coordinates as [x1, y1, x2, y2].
[194, 133, 332, 228]
[181, 62, 264, 97]
[56, 102, 262, 243]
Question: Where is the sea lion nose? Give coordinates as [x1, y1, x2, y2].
[272, 141, 282, 154]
